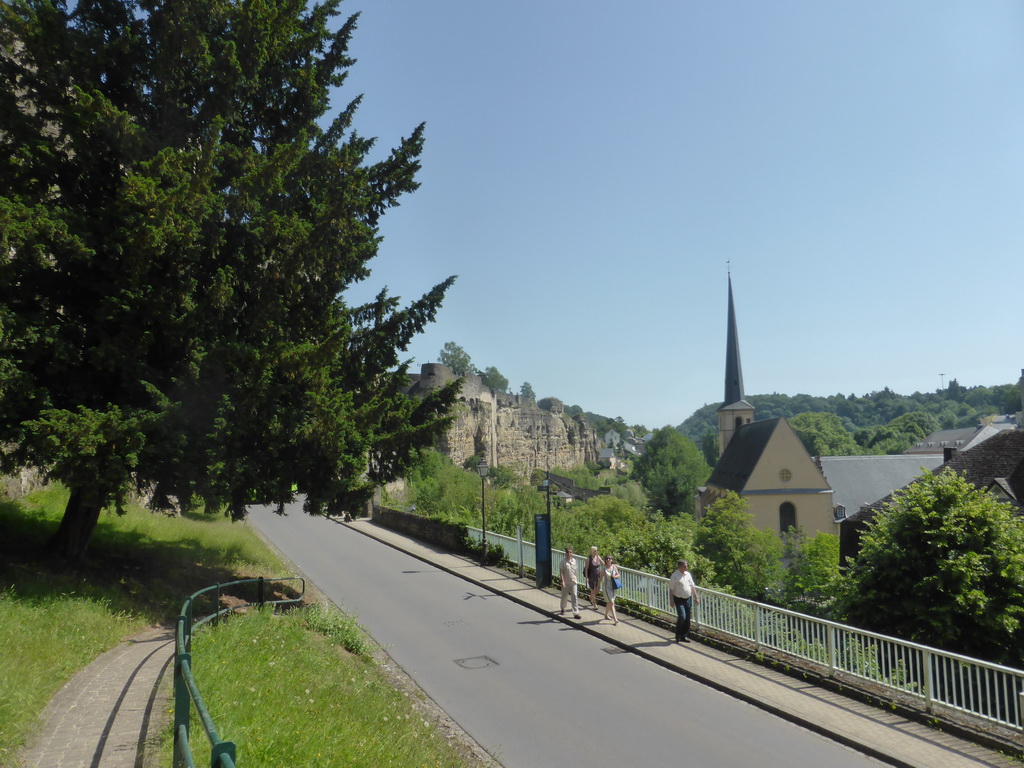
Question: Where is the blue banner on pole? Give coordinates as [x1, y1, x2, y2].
[535, 513, 552, 587]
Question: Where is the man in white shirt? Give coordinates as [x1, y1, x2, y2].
[559, 547, 581, 619]
[668, 559, 699, 643]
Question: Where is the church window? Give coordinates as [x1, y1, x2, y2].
[779, 502, 796, 532]
[778, 469, 792, 482]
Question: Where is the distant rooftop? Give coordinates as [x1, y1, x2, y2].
[905, 424, 1002, 455]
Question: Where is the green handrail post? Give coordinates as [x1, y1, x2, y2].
[173, 622, 192, 765]
[257, 576, 265, 608]
[184, 598, 193, 653]
[212, 740, 236, 768]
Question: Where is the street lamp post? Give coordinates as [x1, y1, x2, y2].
[477, 458, 488, 565]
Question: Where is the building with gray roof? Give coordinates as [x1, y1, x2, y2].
[817, 454, 943, 522]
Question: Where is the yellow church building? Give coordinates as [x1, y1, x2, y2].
[697, 277, 839, 536]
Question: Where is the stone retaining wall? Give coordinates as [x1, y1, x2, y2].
[371, 506, 467, 552]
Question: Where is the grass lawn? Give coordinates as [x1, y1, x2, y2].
[0, 487, 482, 768]
[182, 606, 476, 768]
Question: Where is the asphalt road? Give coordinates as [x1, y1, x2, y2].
[249, 505, 885, 768]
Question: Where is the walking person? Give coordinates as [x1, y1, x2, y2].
[601, 555, 620, 625]
[669, 559, 699, 643]
[559, 547, 581, 619]
[584, 546, 602, 608]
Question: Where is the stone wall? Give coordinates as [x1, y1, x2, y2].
[407, 364, 600, 476]
[1, 467, 45, 499]
[371, 506, 467, 551]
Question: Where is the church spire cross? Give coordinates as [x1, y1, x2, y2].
[724, 274, 744, 406]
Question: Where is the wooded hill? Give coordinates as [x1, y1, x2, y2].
[675, 380, 1020, 443]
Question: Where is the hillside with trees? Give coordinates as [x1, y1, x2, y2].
[677, 380, 1019, 451]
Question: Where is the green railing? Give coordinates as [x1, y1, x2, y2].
[173, 576, 306, 768]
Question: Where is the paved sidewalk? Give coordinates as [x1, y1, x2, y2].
[18, 626, 174, 768]
[346, 518, 1021, 768]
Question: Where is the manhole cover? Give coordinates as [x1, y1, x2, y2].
[453, 656, 499, 670]
[603, 646, 628, 655]
[444, 620, 466, 627]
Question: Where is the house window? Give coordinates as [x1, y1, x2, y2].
[779, 502, 796, 532]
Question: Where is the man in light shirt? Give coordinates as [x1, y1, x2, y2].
[668, 559, 699, 643]
[559, 547, 581, 619]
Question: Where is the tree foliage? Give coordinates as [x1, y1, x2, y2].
[0, 0, 458, 559]
[838, 471, 1024, 665]
[789, 412, 859, 456]
[405, 450, 481, 523]
[700, 429, 718, 469]
[519, 381, 535, 400]
[778, 530, 839, 615]
[438, 341, 473, 375]
[854, 411, 938, 455]
[632, 427, 710, 516]
[694, 492, 783, 599]
[478, 366, 508, 393]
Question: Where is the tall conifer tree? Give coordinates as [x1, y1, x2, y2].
[0, 0, 459, 559]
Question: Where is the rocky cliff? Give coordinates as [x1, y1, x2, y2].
[406, 364, 599, 474]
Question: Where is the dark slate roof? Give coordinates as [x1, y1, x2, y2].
[818, 454, 943, 516]
[848, 429, 1024, 524]
[707, 417, 781, 492]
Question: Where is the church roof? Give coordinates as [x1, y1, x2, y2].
[707, 417, 781, 492]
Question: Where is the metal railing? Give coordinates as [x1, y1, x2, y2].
[174, 576, 306, 768]
[467, 526, 1024, 732]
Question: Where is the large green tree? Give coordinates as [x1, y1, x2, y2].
[632, 427, 710, 517]
[854, 411, 938, 455]
[789, 412, 859, 456]
[779, 530, 839, 616]
[0, 0, 459, 559]
[839, 471, 1024, 665]
[478, 366, 508, 393]
[438, 341, 473, 374]
[694, 492, 783, 600]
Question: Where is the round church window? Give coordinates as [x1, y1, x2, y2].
[779, 469, 792, 482]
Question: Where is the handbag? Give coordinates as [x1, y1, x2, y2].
[611, 575, 622, 590]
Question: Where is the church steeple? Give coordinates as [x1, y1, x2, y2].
[716, 273, 755, 457]
[724, 274, 744, 406]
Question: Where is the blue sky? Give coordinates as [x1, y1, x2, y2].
[338, 1, 1024, 430]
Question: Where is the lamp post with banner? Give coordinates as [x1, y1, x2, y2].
[534, 472, 553, 587]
